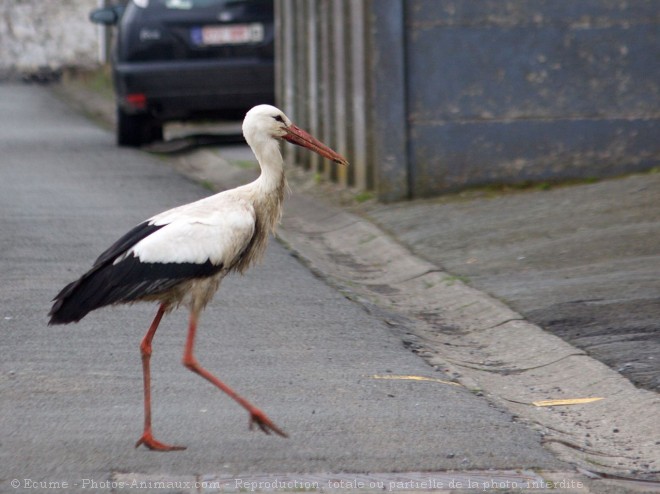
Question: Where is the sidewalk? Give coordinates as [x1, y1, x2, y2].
[362, 172, 660, 394]
[53, 79, 660, 489]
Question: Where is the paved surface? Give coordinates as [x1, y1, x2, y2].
[363, 176, 660, 394]
[275, 182, 660, 483]
[164, 144, 660, 490]
[0, 84, 574, 493]
[13, 78, 657, 492]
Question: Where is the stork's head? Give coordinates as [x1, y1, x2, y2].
[243, 104, 349, 166]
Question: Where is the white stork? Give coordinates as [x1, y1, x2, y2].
[48, 104, 348, 451]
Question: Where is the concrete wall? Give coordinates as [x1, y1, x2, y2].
[406, 0, 660, 198]
[0, 0, 99, 78]
[276, 0, 660, 201]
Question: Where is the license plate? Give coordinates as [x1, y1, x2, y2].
[191, 23, 264, 46]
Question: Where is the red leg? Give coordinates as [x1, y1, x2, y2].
[135, 304, 186, 451]
[182, 310, 287, 438]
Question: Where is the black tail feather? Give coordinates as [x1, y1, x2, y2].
[48, 220, 164, 325]
[48, 277, 91, 324]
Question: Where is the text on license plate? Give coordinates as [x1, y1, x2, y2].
[192, 23, 264, 46]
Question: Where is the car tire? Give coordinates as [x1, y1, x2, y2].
[116, 107, 163, 147]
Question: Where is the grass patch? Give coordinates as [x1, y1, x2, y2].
[232, 159, 258, 169]
[354, 190, 375, 203]
[71, 66, 113, 98]
[198, 180, 215, 191]
[88, 67, 113, 97]
[478, 177, 600, 195]
[443, 275, 470, 286]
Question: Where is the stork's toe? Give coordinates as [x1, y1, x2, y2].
[135, 432, 187, 451]
[248, 408, 288, 438]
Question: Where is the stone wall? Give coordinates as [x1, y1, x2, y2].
[0, 0, 99, 78]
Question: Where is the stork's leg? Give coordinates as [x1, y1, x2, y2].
[135, 304, 186, 451]
[182, 309, 288, 438]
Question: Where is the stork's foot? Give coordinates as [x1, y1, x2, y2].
[248, 408, 288, 438]
[135, 432, 187, 452]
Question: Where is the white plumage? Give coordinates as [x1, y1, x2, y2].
[49, 104, 348, 451]
[127, 198, 256, 266]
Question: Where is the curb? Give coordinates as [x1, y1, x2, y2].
[276, 184, 660, 482]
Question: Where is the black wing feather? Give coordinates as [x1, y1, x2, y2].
[93, 221, 164, 267]
[48, 221, 223, 325]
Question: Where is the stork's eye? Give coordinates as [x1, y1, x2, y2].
[273, 115, 285, 123]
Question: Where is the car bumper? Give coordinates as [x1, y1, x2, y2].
[113, 58, 274, 119]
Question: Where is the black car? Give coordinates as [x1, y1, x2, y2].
[90, 0, 274, 147]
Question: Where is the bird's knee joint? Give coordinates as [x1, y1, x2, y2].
[140, 341, 152, 357]
[182, 356, 198, 371]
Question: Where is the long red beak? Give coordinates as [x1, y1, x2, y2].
[282, 124, 349, 166]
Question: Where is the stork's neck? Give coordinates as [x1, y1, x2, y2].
[252, 137, 286, 194]
[245, 136, 287, 236]
[228, 138, 287, 275]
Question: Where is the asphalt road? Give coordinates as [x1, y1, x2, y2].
[0, 84, 569, 492]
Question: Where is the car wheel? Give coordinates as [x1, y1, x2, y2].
[116, 107, 163, 147]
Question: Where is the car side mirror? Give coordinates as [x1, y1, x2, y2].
[89, 6, 122, 26]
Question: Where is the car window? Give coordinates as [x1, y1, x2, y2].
[132, 0, 232, 9]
